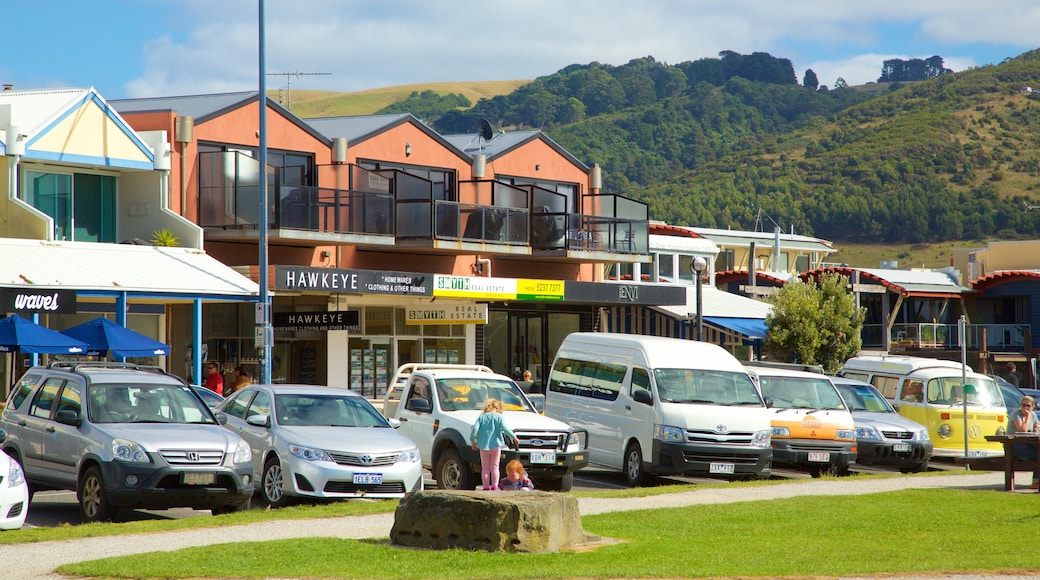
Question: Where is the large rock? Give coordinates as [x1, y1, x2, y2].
[390, 490, 595, 553]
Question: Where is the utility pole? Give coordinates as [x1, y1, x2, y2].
[265, 70, 331, 110]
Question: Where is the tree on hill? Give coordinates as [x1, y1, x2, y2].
[878, 56, 952, 82]
[764, 273, 865, 373]
[803, 69, 819, 90]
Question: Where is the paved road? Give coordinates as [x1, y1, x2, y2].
[3, 470, 1036, 580]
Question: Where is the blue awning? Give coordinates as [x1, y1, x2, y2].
[703, 317, 768, 341]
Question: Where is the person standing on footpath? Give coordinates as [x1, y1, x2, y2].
[470, 398, 519, 491]
[204, 362, 224, 396]
[227, 366, 250, 395]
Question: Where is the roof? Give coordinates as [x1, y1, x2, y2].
[973, 271, 1040, 292]
[303, 113, 470, 162]
[110, 91, 330, 145]
[807, 267, 971, 298]
[441, 129, 589, 170]
[0, 238, 259, 300]
[688, 226, 835, 254]
[649, 233, 717, 253]
[0, 87, 154, 168]
[654, 286, 772, 320]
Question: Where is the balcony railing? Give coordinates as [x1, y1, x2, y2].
[861, 322, 1029, 351]
[198, 152, 649, 255]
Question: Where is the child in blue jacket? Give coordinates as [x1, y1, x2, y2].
[470, 398, 519, 490]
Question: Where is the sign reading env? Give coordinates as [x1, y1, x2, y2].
[406, 303, 488, 325]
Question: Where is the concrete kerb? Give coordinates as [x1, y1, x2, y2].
[0, 470, 1022, 580]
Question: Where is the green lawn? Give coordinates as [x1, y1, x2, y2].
[58, 486, 1040, 579]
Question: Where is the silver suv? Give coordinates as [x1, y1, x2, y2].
[0, 362, 253, 522]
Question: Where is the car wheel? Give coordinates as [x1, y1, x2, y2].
[260, 458, 290, 508]
[810, 464, 849, 478]
[435, 448, 476, 490]
[78, 465, 115, 522]
[623, 441, 645, 487]
[902, 461, 929, 474]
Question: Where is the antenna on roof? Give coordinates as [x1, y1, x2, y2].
[462, 118, 502, 156]
[265, 70, 331, 110]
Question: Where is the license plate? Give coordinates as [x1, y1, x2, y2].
[893, 442, 911, 452]
[967, 450, 988, 458]
[182, 472, 215, 485]
[353, 473, 383, 485]
[709, 462, 735, 474]
[807, 452, 830, 462]
[529, 451, 556, 464]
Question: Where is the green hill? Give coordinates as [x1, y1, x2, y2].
[274, 80, 530, 117]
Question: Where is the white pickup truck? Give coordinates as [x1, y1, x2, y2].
[383, 363, 588, 491]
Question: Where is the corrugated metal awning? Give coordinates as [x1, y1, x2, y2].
[0, 238, 259, 301]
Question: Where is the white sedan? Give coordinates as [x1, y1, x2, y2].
[215, 384, 423, 507]
[0, 430, 29, 530]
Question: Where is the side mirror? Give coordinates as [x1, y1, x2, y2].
[0, 428, 8, 444]
[763, 396, 774, 409]
[387, 417, 402, 429]
[214, 412, 229, 425]
[633, 389, 653, 406]
[405, 398, 431, 413]
[246, 414, 272, 428]
[55, 409, 82, 427]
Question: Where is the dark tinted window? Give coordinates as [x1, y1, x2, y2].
[548, 357, 624, 401]
[30, 378, 64, 419]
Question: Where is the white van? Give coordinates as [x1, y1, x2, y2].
[544, 332, 772, 486]
[839, 354, 1007, 458]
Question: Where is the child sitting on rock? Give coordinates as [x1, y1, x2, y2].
[498, 459, 534, 491]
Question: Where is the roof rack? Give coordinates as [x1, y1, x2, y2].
[47, 361, 172, 376]
[744, 360, 825, 374]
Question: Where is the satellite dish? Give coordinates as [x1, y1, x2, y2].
[478, 118, 494, 142]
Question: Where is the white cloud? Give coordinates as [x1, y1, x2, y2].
[124, 0, 1040, 97]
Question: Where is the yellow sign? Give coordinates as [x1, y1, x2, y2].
[433, 275, 517, 300]
[517, 279, 565, 301]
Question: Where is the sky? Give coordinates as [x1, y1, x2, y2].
[4, 0, 1040, 101]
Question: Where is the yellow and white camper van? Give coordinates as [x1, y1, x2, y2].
[839, 355, 1007, 458]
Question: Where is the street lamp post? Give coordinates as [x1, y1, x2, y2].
[693, 256, 707, 342]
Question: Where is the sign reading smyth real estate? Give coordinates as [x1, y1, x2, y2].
[433, 276, 566, 301]
[275, 266, 432, 296]
[405, 303, 489, 325]
[0, 289, 77, 314]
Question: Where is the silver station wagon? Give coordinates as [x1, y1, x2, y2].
[215, 384, 423, 507]
[0, 362, 253, 522]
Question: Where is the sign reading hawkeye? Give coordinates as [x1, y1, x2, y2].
[272, 311, 360, 332]
[406, 303, 488, 325]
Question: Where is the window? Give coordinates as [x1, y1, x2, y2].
[631, 367, 651, 399]
[56, 382, 83, 416]
[31, 378, 64, 419]
[657, 253, 674, 283]
[548, 357, 624, 401]
[714, 249, 735, 272]
[247, 391, 271, 419]
[7, 374, 42, 411]
[24, 170, 116, 242]
[358, 160, 456, 201]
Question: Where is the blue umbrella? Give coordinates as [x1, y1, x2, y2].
[61, 317, 171, 358]
[0, 314, 89, 354]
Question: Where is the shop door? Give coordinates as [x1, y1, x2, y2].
[510, 313, 544, 382]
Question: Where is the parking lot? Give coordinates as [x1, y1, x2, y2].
[20, 458, 970, 529]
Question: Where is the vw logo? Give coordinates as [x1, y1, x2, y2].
[187, 452, 200, 462]
[530, 439, 544, 446]
[360, 454, 374, 465]
[968, 423, 983, 439]
[715, 424, 728, 434]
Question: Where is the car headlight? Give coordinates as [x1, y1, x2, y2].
[771, 426, 791, 438]
[916, 429, 931, 442]
[397, 447, 421, 463]
[112, 438, 150, 462]
[937, 424, 952, 438]
[752, 429, 771, 448]
[855, 426, 882, 441]
[233, 439, 252, 464]
[836, 429, 856, 441]
[654, 425, 685, 443]
[288, 444, 333, 462]
[7, 460, 24, 488]
[565, 431, 586, 453]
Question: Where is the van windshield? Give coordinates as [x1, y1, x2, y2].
[924, 376, 1002, 407]
[757, 376, 847, 411]
[653, 369, 762, 406]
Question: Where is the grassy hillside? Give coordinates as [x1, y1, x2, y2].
[827, 240, 985, 270]
[274, 80, 531, 118]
